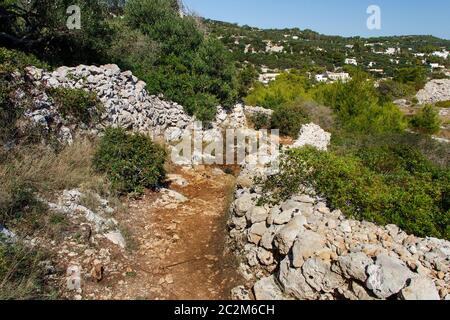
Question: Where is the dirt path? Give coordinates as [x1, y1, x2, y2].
[82, 166, 242, 300]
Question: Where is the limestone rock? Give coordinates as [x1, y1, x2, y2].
[253, 275, 285, 300]
[335, 252, 373, 282]
[366, 254, 413, 299]
[278, 256, 317, 300]
[302, 258, 345, 293]
[400, 276, 440, 300]
[274, 216, 307, 255]
[292, 123, 331, 151]
[292, 230, 327, 268]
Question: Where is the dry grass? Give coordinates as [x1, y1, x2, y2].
[0, 138, 106, 198]
[0, 138, 122, 299]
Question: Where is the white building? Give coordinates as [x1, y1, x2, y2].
[258, 73, 280, 84]
[315, 74, 328, 82]
[432, 50, 449, 59]
[292, 36, 299, 40]
[386, 47, 400, 55]
[345, 58, 358, 66]
[327, 71, 351, 82]
[315, 71, 351, 83]
[345, 44, 354, 49]
[430, 63, 444, 69]
[264, 41, 284, 53]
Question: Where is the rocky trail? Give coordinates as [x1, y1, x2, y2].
[79, 166, 242, 300]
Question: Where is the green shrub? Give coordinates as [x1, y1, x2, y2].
[47, 88, 103, 125]
[410, 104, 441, 134]
[244, 71, 311, 109]
[435, 100, 450, 109]
[0, 181, 47, 226]
[249, 112, 271, 130]
[271, 101, 309, 137]
[261, 147, 449, 239]
[93, 128, 167, 194]
[0, 48, 48, 143]
[0, 241, 50, 300]
[0, 47, 49, 75]
[394, 66, 427, 90]
[123, 0, 238, 122]
[377, 79, 416, 103]
[313, 78, 407, 134]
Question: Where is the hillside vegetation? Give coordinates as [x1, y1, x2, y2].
[0, 0, 449, 300]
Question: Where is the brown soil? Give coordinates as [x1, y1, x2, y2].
[82, 166, 242, 300]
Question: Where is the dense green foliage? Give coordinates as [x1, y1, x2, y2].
[393, 66, 428, 90]
[0, 0, 112, 65]
[93, 128, 167, 194]
[271, 101, 309, 137]
[262, 146, 449, 239]
[410, 104, 441, 134]
[1, 0, 240, 122]
[47, 88, 103, 125]
[244, 70, 406, 136]
[109, 0, 238, 121]
[435, 100, 450, 109]
[249, 112, 271, 130]
[313, 77, 407, 134]
[206, 19, 450, 76]
[0, 48, 48, 143]
[244, 72, 311, 109]
[376, 79, 416, 104]
[0, 241, 49, 299]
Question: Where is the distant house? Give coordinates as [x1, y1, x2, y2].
[315, 74, 328, 82]
[292, 36, 299, 40]
[264, 41, 284, 53]
[345, 44, 354, 49]
[432, 50, 449, 59]
[315, 71, 351, 83]
[385, 47, 400, 55]
[258, 73, 280, 84]
[326, 71, 351, 82]
[369, 69, 384, 74]
[430, 63, 444, 69]
[368, 61, 376, 68]
[345, 58, 358, 66]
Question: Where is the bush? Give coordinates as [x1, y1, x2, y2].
[435, 100, 450, 109]
[261, 147, 449, 239]
[271, 101, 309, 137]
[394, 66, 427, 90]
[244, 71, 311, 109]
[47, 88, 103, 125]
[0, 48, 49, 75]
[93, 128, 167, 194]
[249, 112, 271, 130]
[123, 0, 238, 122]
[410, 104, 441, 134]
[0, 241, 50, 300]
[313, 78, 407, 134]
[0, 48, 47, 143]
[377, 79, 416, 104]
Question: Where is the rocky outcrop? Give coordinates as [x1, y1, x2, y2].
[229, 125, 449, 301]
[416, 79, 450, 104]
[20, 65, 262, 145]
[292, 123, 331, 151]
[24, 64, 194, 143]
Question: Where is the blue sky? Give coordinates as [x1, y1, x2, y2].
[183, 0, 450, 39]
